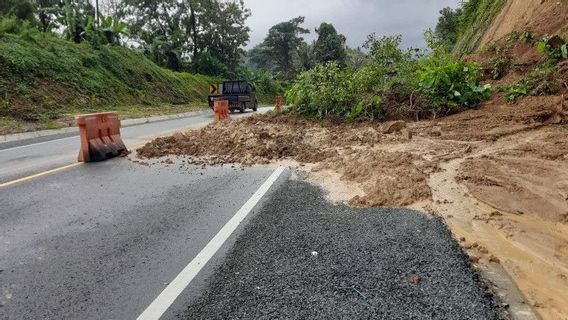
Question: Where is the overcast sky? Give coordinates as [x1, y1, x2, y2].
[243, 0, 460, 49]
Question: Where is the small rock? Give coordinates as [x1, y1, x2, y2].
[459, 237, 466, 242]
[489, 255, 501, 264]
[490, 211, 503, 217]
[469, 255, 481, 263]
[401, 128, 413, 140]
[430, 126, 443, 137]
[311, 251, 318, 257]
[408, 275, 421, 284]
[472, 242, 479, 248]
[382, 120, 407, 134]
[479, 247, 489, 254]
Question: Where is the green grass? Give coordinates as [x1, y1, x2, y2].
[452, 0, 507, 57]
[0, 33, 218, 133]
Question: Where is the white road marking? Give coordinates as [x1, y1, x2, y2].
[0, 136, 76, 153]
[137, 166, 286, 320]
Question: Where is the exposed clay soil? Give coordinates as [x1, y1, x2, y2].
[481, 0, 568, 47]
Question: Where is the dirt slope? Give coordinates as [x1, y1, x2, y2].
[481, 0, 568, 46]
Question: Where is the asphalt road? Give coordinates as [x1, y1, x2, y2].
[0, 159, 282, 320]
[182, 180, 502, 320]
[0, 108, 269, 183]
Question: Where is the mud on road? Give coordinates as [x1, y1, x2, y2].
[137, 93, 568, 319]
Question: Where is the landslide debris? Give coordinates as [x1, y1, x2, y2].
[137, 115, 434, 207]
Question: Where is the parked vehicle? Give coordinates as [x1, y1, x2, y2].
[208, 80, 258, 113]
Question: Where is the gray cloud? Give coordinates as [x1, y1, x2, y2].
[243, 0, 459, 49]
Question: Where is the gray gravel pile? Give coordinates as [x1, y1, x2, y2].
[182, 180, 501, 320]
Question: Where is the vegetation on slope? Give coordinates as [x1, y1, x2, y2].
[434, 0, 507, 56]
[0, 30, 217, 132]
[286, 35, 491, 121]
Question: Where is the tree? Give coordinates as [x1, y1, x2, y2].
[261, 16, 309, 79]
[434, 7, 462, 51]
[248, 44, 276, 71]
[125, 0, 250, 74]
[61, 0, 95, 43]
[297, 42, 315, 71]
[313, 22, 346, 65]
[197, 0, 250, 75]
[345, 46, 369, 70]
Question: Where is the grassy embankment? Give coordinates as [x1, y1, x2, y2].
[0, 34, 219, 134]
[452, 0, 507, 57]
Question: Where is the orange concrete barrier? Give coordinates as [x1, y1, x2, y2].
[76, 112, 127, 162]
[214, 100, 230, 122]
[275, 96, 282, 112]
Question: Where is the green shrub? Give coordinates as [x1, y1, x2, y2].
[286, 62, 358, 119]
[536, 36, 568, 64]
[506, 82, 528, 103]
[287, 36, 492, 121]
[418, 54, 491, 114]
[504, 66, 557, 103]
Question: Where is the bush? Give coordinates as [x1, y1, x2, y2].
[286, 62, 360, 119]
[417, 54, 491, 114]
[286, 36, 491, 122]
[536, 35, 568, 64]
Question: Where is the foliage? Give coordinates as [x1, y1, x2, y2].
[418, 54, 491, 114]
[297, 42, 315, 72]
[260, 16, 310, 79]
[0, 16, 38, 36]
[125, 0, 250, 74]
[434, 6, 462, 52]
[313, 22, 346, 65]
[503, 66, 557, 103]
[434, 0, 507, 56]
[0, 34, 217, 121]
[505, 82, 528, 103]
[247, 44, 276, 71]
[536, 35, 568, 64]
[287, 62, 359, 119]
[287, 35, 491, 121]
[238, 68, 287, 103]
[345, 47, 370, 70]
[192, 52, 228, 77]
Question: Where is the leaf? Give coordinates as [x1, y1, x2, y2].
[561, 44, 568, 60]
[536, 42, 547, 54]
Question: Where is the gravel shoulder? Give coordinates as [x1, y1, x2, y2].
[180, 180, 502, 320]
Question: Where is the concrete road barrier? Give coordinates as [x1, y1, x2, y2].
[76, 112, 127, 162]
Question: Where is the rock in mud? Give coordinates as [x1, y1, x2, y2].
[381, 120, 407, 134]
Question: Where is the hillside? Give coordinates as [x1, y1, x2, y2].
[452, 0, 568, 57]
[481, 0, 568, 47]
[0, 34, 218, 134]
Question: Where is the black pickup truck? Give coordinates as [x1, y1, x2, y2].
[208, 80, 258, 113]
